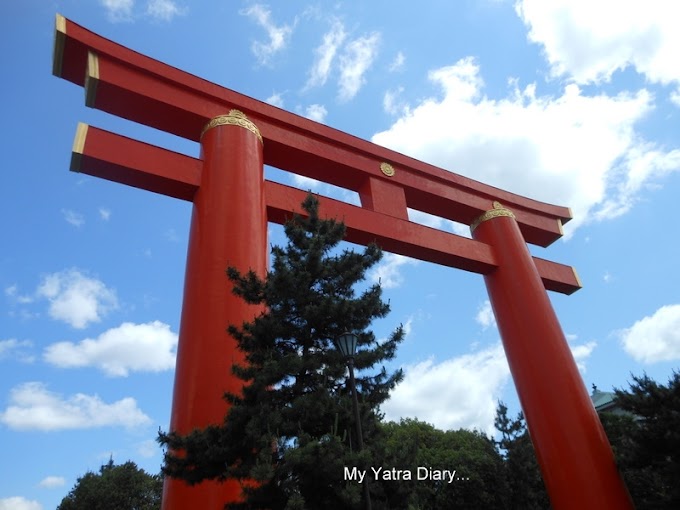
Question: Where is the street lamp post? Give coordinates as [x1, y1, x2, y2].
[336, 332, 372, 510]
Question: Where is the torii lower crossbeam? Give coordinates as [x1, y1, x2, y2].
[54, 14, 633, 510]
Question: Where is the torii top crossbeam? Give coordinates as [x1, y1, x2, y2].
[54, 14, 579, 295]
[52, 14, 633, 510]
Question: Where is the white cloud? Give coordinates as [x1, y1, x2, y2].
[62, 209, 84, 228]
[620, 304, 680, 363]
[100, 0, 134, 22]
[372, 57, 680, 237]
[476, 300, 496, 330]
[368, 253, 418, 289]
[291, 174, 323, 191]
[98, 208, 111, 221]
[570, 340, 596, 372]
[671, 88, 680, 108]
[146, 0, 185, 21]
[136, 439, 159, 458]
[338, 33, 380, 101]
[388, 51, 405, 72]
[382, 344, 510, 434]
[0, 497, 42, 510]
[0, 339, 34, 363]
[44, 321, 177, 377]
[383, 87, 406, 116]
[407, 208, 470, 238]
[303, 104, 328, 123]
[0, 382, 151, 431]
[36, 269, 118, 329]
[516, 0, 680, 86]
[266, 92, 285, 108]
[241, 4, 294, 65]
[38, 476, 66, 489]
[164, 228, 180, 242]
[5, 284, 33, 304]
[306, 20, 346, 89]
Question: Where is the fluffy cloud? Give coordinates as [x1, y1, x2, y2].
[98, 207, 111, 221]
[146, 0, 185, 21]
[38, 476, 66, 489]
[382, 336, 596, 433]
[0, 497, 42, 510]
[516, 0, 680, 87]
[388, 51, 405, 73]
[338, 33, 380, 101]
[43, 321, 177, 377]
[368, 253, 418, 289]
[475, 300, 496, 330]
[382, 344, 510, 434]
[241, 4, 294, 65]
[0, 382, 151, 431]
[0, 339, 34, 363]
[303, 104, 328, 123]
[99, 0, 133, 23]
[61, 209, 84, 228]
[569, 339, 597, 372]
[36, 269, 118, 329]
[372, 57, 680, 236]
[266, 92, 285, 108]
[306, 20, 347, 89]
[620, 304, 680, 363]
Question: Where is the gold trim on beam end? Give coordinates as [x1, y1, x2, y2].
[470, 201, 516, 235]
[557, 218, 564, 236]
[572, 267, 583, 289]
[70, 123, 89, 172]
[200, 110, 263, 144]
[84, 51, 100, 107]
[52, 14, 67, 77]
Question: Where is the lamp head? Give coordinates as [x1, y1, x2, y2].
[335, 332, 358, 359]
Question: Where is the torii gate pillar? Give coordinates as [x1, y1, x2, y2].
[471, 203, 633, 509]
[163, 113, 267, 508]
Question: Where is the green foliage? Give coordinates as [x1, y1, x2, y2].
[599, 371, 680, 509]
[374, 419, 509, 510]
[159, 194, 404, 509]
[494, 402, 549, 510]
[56, 458, 162, 510]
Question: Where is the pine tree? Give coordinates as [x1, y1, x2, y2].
[159, 194, 404, 509]
[494, 402, 549, 510]
[599, 371, 680, 509]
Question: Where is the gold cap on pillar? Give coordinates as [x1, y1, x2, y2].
[470, 201, 516, 235]
[200, 110, 263, 144]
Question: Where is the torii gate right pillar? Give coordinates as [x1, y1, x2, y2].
[471, 202, 633, 510]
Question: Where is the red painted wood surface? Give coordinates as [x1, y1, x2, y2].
[161, 120, 267, 508]
[472, 213, 633, 510]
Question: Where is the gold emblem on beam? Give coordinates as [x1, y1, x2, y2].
[201, 110, 263, 144]
[380, 162, 395, 177]
[470, 201, 516, 234]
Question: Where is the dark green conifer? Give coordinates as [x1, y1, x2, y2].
[160, 194, 404, 509]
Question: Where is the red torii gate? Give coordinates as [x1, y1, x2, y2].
[53, 14, 633, 510]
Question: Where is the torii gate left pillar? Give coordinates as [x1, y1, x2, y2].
[164, 113, 267, 506]
[54, 14, 633, 510]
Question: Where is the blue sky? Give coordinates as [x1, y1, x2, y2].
[2, 1, 680, 508]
